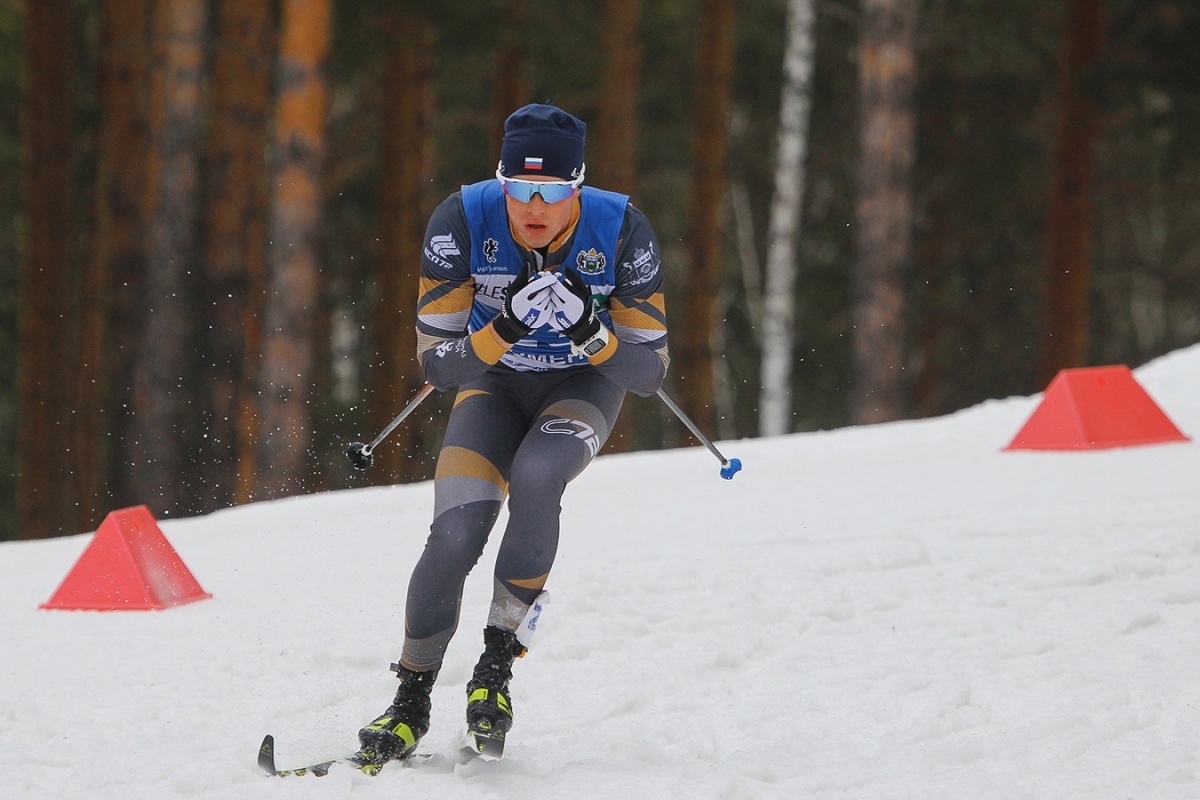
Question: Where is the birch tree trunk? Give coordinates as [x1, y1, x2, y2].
[257, 0, 333, 500]
[850, 0, 918, 425]
[759, 0, 816, 437]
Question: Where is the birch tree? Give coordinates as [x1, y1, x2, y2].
[758, 0, 816, 437]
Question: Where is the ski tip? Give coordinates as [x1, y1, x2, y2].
[720, 457, 742, 480]
[257, 734, 278, 775]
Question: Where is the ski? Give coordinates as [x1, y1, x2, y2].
[257, 734, 387, 777]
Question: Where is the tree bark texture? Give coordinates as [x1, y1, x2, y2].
[491, 0, 530, 155]
[595, 0, 643, 454]
[1040, 0, 1104, 384]
[850, 0, 918, 425]
[83, 0, 154, 522]
[679, 0, 736, 437]
[759, 0, 816, 437]
[257, 0, 333, 500]
[18, 0, 77, 538]
[593, 0, 642, 197]
[204, 0, 274, 508]
[372, 10, 435, 483]
[130, 0, 208, 515]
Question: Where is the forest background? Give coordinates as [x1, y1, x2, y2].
[2, 0, 1197, 541]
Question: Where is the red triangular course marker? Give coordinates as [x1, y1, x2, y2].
[1005, 365, 1191, 451]
[40, 505, 212, 611]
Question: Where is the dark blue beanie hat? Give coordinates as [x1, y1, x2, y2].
[498, 103, 586, 181]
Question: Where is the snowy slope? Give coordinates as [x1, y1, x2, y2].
[2, 347, 1199, 800]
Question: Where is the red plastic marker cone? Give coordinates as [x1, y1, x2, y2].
[1005, 365, 1191, 451]
[40, 505, 212, 611]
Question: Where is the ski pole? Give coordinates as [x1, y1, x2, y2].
[346, 382, 436, 470]
[655, 389, 742, 480]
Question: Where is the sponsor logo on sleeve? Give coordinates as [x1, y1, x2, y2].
[618, 242, 659, 287]
[434, 339, 468, 359]
[430, 233, 459, 258]
[424, 233, 460, 270]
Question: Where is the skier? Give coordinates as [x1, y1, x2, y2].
[357, 103, 670, 761]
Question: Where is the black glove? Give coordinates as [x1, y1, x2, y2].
[557, 266, 603, 346]
[492, 269, 559, 344]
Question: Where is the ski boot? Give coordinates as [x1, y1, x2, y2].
[464, 625, 526, 759]
[357, 664, 437, 769]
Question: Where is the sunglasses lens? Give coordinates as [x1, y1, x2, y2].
[536, 183, 577, 203]
[501, 181, 535, 202]
[502, 179, 577, 204]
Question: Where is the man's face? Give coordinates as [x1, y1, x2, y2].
[503, 174, 578, 250]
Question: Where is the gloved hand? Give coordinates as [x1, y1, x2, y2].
[492, 270, 561, 344]
[545, 269, 587, 332]
[548, 266, 609, 356]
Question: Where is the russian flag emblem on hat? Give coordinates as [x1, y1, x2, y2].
[524, 157, 544, 170]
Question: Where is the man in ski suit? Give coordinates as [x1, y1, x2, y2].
[358, 103, 669, 761]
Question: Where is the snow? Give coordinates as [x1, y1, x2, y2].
[3, 347, 1200, 800]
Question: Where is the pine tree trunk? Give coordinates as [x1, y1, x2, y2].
[203, 0, 273, 509]
[759, 0, 816, 438]
[595, 0, 643, 454]
[1040, 0, 1103, 384]
[257, 0, 333, 500]
[130, 0, 207, 516]
[679, 0, 736, 437]
[94, 0, 154, 515]
[18, 0, 77, 538]
[492, 0, 530, 151]
[850, 0, 918, 425]
[594, 0, 642, 196]
[84, 0, 154, 522]
[372, 10, 435, 484]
